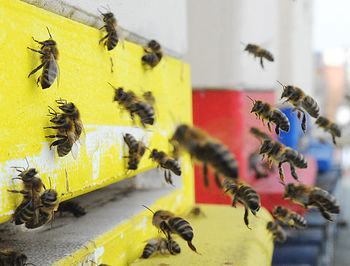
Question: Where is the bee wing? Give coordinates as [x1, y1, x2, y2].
[70, 124, 86, 160]
[116, 26, 125, 48]
[71, 142, 80, 160]
[48, 53, 60, 87]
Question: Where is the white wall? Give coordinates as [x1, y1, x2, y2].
[185, 0, 314, 94]
[22, 0, 188, 56]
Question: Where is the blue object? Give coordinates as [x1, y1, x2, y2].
[303, 139, 334, 171]
[278, 107, 305, 150]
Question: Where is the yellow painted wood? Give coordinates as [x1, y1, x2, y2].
[0, 0, 192, 223]
[55, 204, 273, 265]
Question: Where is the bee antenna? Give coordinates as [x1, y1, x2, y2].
[240, 41, 246, 46]
[97, 8, 103, 15]
[142, 205, 155, 214]
[246, 96, 255, 103]
[24, 157, 29, 170]
[277, 179, 286, 186]
[48, 176, 52, 190]
[107, 82, 116, 89]
[46, 27, 52, 39]
[26, 263, 38, 266]
[89, 260, 98, 266]
[276, 80, 285, 88]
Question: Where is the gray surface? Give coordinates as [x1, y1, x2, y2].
[0, 169, 182, 265]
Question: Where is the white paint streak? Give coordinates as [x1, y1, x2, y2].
[135, 216, 148, 230]
[93, 246, 105, 263]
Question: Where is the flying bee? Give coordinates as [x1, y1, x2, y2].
[45, 99, 84, 159]
[123, 133, 147, 170]
[170, 124, 238, 188]
[272, 205, 307, 229]
[99, 11, 119, 51]
[278, 81, 320, 133]
[57, 200, 86, 217]
[259, 139, 307, 182]
[249, 98, 290, 135]
[283, 183, 340, 221]
[315, 116, 341, 145]
[188, 206, 206, 218]
[141, 237, 180, 258]
[147, 208, 198, 254]
[266, 220, 287, 243]
[8, 162, 45, 226]
[149, 149, 181, 185]
[0, 249, 33, 266]
[110, 84, 155, 127]
[244, 43, 274, 69]
[249, 127, 271, 141]
[223, 178, 261, 229]
[26, 189, 59, 229]
[27, 27, 59, 89]
[142, 40, 163, 68]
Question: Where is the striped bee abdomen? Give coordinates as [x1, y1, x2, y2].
[13, 200, 35, 225]
[142, 53, 160, 67]
[163, 159, 181, 176]
[310, 189, 340, 214]
[302, 95, 320, 118]
[106, 30, 118, 51]
[284, 149, 307, 168]
[41, 58, 58, 89]
[290, 213, 307, 229]
[141, 243, 157, 258]
[168, 217, 198, 253]
[269, 110, 290, 134]
[167, 239, 181, 255]
[239, 185, 261, 213]
[330, 124, 341, 138]
[136, 101, 154, 126]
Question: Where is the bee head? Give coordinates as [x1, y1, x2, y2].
[58, 102, 76, 114]
[171, 124, 189, 143]
[19, 168, 38, 180]
[152, 210, 173, 227]
[283, 183, 295, 199]
[266, 221, 275, 230]
[42, 39, 56, 47]
[149, 149, 158, 159]
[272, 206, 283, 216]
[259, 139, 273, 154]
[148, 40, 161, 52]
[102, 12, 115, 22]
[315, 116, 327, 127]
[40, 189, 57, 205]
[250, 100, 263, 113]
[114, 87, 126, 101]
[281, 85, 295, 99]
[244, 44, 254, 51]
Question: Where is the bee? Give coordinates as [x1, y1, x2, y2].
[123, 133, 147, 170]
[8, 164, 45, 226]
[99, 11, 119, 51]
[283, 183, 340, 221]
[27, 27, 59, 89]
[244, 44, 274, 69]
[223, 178, 261, 229]
[259, 139, 307, 182]
[149, 149, 181, 185]
[57, 200, 86, 217]
[0, 249, 29, 266]
[315, 116, 341, 145]
[278, 81, 320, 133]
[272, 205, 307, 229]
[249, 98, 290, 135]
[266, 220, 287, 243]
[141, 237, 180, 258]
[249, 127, 271, 141]
[188, 206, 206, 217]
[150, 209, 198, 253]
[45, 99, 84, 158]
[142, 40, 163, 68]
[170, 124, 238, 188]
[26, 189, 59, 229]
[110, 84, 155, 127]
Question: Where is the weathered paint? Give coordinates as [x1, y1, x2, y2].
[0, 0, 192, 224]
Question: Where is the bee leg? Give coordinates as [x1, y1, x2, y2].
[332, 135, 337, 145]
[31, 37, 45, 45]
[278, 162, 285, 183]
[301, 112, 306, 133]
[315, 202, 333, 221]
[99, 33, 109, 44]
[244, 207, 251, 229]
[275, 124, 280, 135]
[44, 125, 65, 130]
[203, 163, 209, 188]
[260, 57, 264, 69]
[214, 172, 222, 189]
[267, 122, 271, 132]
[289, 163, 299, 181]
[27, 47, 45, 55]
[28, 62, 45, 78]
[7, 189, 29, 195]
[232, 195, 238, 207]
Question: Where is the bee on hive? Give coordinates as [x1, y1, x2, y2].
[99, 10, 119, 51]
[27, 27, 59, 89]
[123, 133, 147, 171]
[278, 81, 320, 133]
[283, 183, 340, 221]
[170, 124, 238, 188]
[249, 99, 290, 135]
[266, 220, 287, 243]
[259, 139, 307, 182]
[0, 249, 30, 266]
[57, 200, 86, 217]
[243, 43, 274, 69]
[272, 205, 307, 229]
[141, 237, 180, 258]
[223, 178, 261, 229]
[110, 84, 155, 127]
[149, 149, 181, 185]
[315, 116, 341, 145]
[142, 40, 163, 68]
[45, 99, 84, 159]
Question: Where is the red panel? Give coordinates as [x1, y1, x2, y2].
[192, 90, 275, 204]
